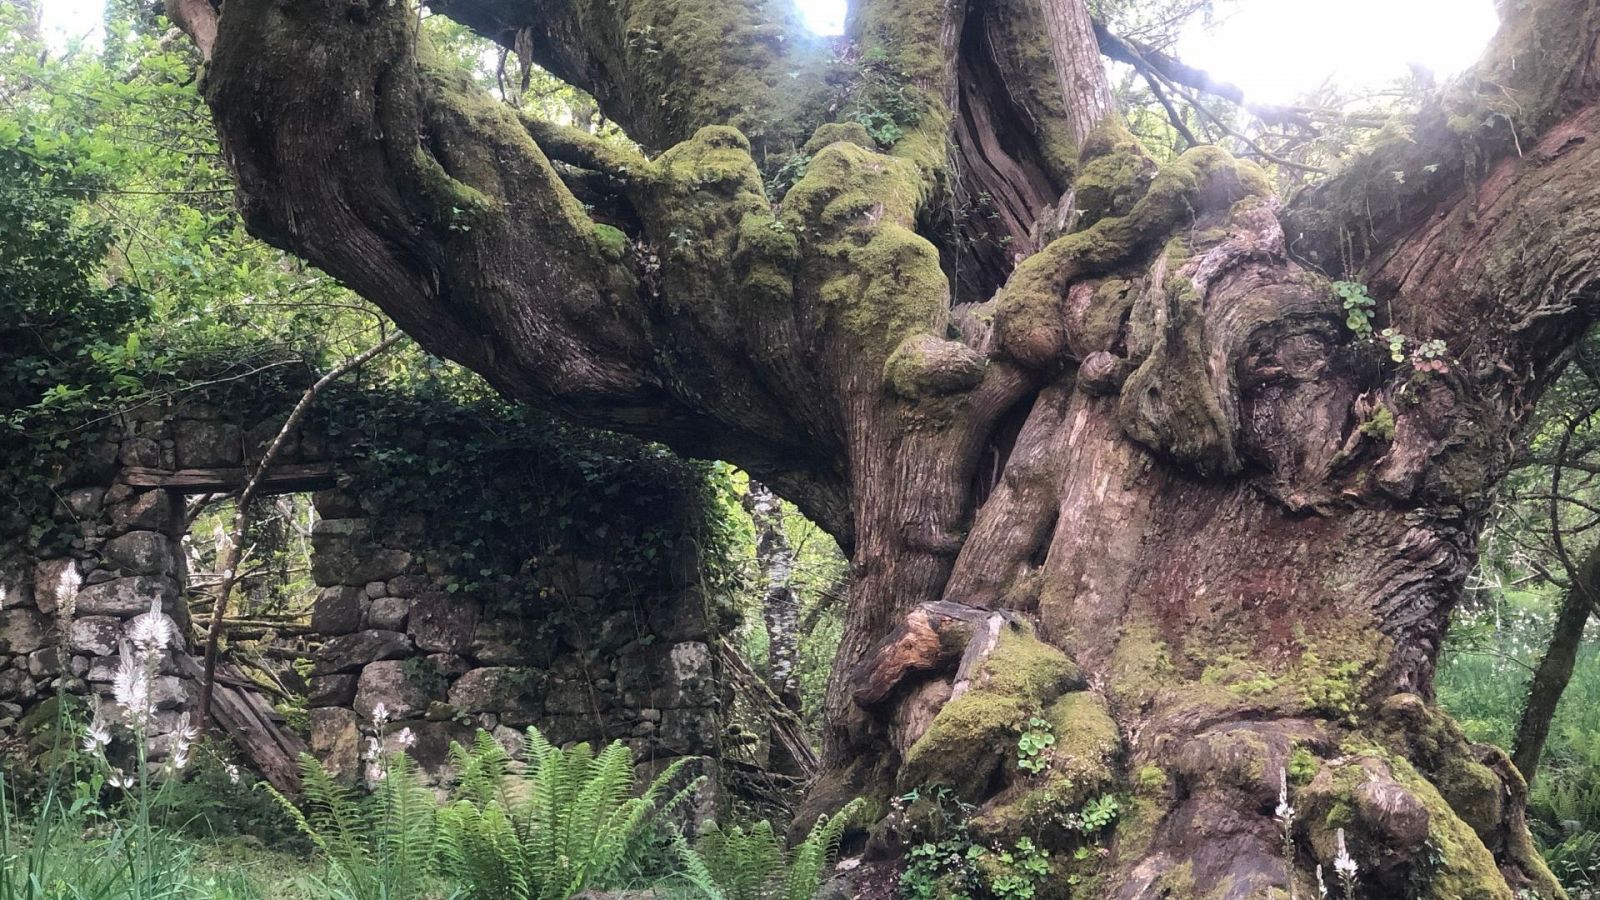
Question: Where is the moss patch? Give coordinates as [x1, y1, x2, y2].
[781, 141, 946, 356]
[898, 624, 1083, 800]
[994, 140, 1269, 372]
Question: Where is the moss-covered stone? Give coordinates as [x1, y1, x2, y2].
[899, 692, 1029, 799]
[1135, 764, 1168, 793]
[781, 141, 946, 356]
[803, 122, 878, 155]
[884, 334, 988, 399]
[1435, 755, 1504, 840]
[592, 223, 629, 260]
[643, 124, 799, 323]
[1072, 126, 1157, 229]
[1045, 692, 1119, 780]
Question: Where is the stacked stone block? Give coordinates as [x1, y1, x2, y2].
[303, 484, 720, 780]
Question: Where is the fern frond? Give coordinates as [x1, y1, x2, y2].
[783, 798, 864, 900]
[678, 797, 865, 900]
[441, 729, 701, 900]
[375, 753, 438, 891]
[671, 829, 729, 900]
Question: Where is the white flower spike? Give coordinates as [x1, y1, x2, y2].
[111, 640, 153, 728]
[82, 716, 113, 755]
[1333, 828, 1359, 883]
[1275, 768, 1295, 824]
[127, 597, 178, 652]
[175, 712, 200, 745]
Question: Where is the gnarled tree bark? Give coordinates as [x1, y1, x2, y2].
[180, 0, 1600, 895]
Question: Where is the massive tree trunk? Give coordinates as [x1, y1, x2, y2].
[177, 0, 1600, 894]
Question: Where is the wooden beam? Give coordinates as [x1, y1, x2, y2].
[175, 654, 307, 793]
[120, 463, 336, 493]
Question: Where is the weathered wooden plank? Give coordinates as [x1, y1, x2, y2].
[121, 463, 336, 493]
[175, 654, 307, 792]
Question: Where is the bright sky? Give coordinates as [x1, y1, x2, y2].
[44, 0, 1499, 108]
[1173, 0, 1501, 105]
[794, 0, 1500, 106]
[39, 0, 104, 48]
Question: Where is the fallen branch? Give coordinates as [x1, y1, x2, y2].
[717, 641, 819, 779]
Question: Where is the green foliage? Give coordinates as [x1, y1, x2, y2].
[1067, 794, 1120, 835]
[268, 752, 439, 900]
[1544, 830, 1600, 894]
[2, 774, 255, 900]
[1333, 280, 1376, 338]
[839, 47, 921, 149]
[1440, 602, 1600, 891]
[0, 10, 408, 554]
[1329, 281, 1451, 371]
[435, 728, 698, 900]
[977, 837, 1051, 900]
[0, 113, 151, 550]
[675, 798, 863, 900]
[764, 152, 813, 202]
[152, 741, 309, 853]
[1379, 326, 1407, 364]
[895, 787, 1054, 900]
[1015, 717, 1055, 775]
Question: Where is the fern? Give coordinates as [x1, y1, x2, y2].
[677, 798, 864, 900]
[436, 726, 700, 900]
[449, 730, 512, 809]
[268, 752, 438, 900]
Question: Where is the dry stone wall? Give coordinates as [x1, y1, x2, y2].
[1, 383, 732, 781]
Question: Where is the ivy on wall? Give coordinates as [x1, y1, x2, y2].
[308, 385, 747, 615]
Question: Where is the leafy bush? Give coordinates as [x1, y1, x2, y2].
[153, 740, 310, 852]
[1440, 609, 1600, 892]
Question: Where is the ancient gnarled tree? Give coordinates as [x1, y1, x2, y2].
[170, 0, 1600, 894]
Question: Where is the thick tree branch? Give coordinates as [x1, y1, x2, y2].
[163, 0, 217, 60]
[427, 0, 835, 156]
